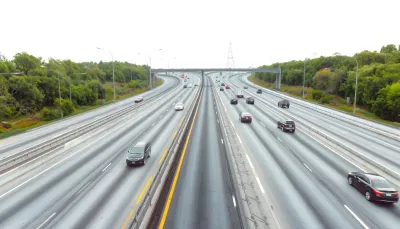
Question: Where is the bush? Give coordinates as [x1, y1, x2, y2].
[311, 90, 324, 100]
[41, 107, 59, 121]
[54, 98, 75, 116]
[320, 94, 334, 104]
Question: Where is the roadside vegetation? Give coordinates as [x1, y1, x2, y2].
[250, 44, 400, 126]
[0, 52, 164, 139]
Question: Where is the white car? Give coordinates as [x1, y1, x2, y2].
[175, 102, 184, 111]
[188, 84, 193, 88]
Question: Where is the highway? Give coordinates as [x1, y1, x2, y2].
[160, 75, 241, 229]
[217, 73, 400, 229]
[0, 74, 200, 229]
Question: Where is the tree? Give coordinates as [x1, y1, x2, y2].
[380, 44, 398, 54]
[8, 75, 44, 114]
[13, 52, 41, 75]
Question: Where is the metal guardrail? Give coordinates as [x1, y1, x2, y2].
[235, 75, 400, 141]
[122, 78, 204, 229]
[0, 77, 182, 174]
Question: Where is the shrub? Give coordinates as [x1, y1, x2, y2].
[320, 94, 334, 104]
[54, 98, 75, 116]
[311, 90, 324, 100]
[41, 107, 59, 121]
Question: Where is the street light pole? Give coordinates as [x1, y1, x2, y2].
[149, 57, 152, 89]
[97, 47, 116, 101]
[303, 58, 307, 98]
[57, 72, 63, 118]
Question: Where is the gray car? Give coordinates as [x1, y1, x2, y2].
[126, 141, 151, 166]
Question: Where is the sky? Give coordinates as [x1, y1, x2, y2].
[1, 0, 399, 68]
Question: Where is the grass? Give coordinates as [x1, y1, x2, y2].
[0, 78, 165, 139]
[248, 76, 400, 127]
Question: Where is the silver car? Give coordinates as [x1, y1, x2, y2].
[175, 102, 184, 111]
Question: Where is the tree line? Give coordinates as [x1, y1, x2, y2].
[255, 44, 400, 122]
[0, 52, 151, 121]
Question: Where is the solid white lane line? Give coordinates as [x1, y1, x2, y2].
[245, 155, 254, 169]
[255, 177, 265, 194]
[232, 195, 237, 207]
[221, 139, 224, 144]
[102, 163, 112, 172]
[216, 112, 217, 114]
[236, 134, 243, 144]
[35, 212, 56, 229]
[277, 137, 282, 142]
[260, 121, 265, 127]
[303, 163, 312, 172]
[230, 120, 235, 126]
[344, 205, 370, 229]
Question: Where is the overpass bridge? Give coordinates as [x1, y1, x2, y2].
[150, 68, 282, 89]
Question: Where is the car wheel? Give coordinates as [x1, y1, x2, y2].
[348, 177, 353, 186]
[148, 151, 151, 157]
[292, 130, 295, 133]
[143, 159, 146, 165]
[282, 128, 285, 132]
[365, 191, 371, 201]
[287, 105, 290, 108]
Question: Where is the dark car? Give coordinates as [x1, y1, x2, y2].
[277, 120, 295, 132]
[348, 172, 399, 203]
[126, 141, 151, 166]
[221, 83, 225, 86]
[183, 85, 187, 88]
[278, 99, 290, 108]
[244, 86, 248, 89]
[239, 112, 252, 123]
[257, 89, 262, 94]
[230, 98, 238, 104]
[134, 97, 144, 103]
[220, 87, 225, 91]
[246, 97, 255, 104]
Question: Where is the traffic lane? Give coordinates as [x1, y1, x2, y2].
[218, 90, 362, 229]
[228, 77, 400, 174]
[0, 75, 180, 155]
[232, 91, 400, 229]
[0, 86, 193, 229]
[47, 87, 199, 229]
[232, 75, 400, 149]
[164, 79, 240, 229]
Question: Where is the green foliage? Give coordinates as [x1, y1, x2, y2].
[372, 82, 400, 121]
[320, 94, 334, 104]
[54, 98, 75, 116]
[40, 107, 60, 121]
[13, 52, 42, 75]
[311, 90, 324, 100]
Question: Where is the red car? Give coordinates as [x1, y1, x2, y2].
[239, 112, 252, 123]
[134, 97, 144, 103]
[226, 85, 231, 89]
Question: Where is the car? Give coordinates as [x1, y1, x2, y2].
[226, 85, 231, 89]
[244, 86, 248, 89]
[348, 172, 399, 203]
[277, 120, 295, 132]
[278, 99, 290, 108]
[220, 87, 224, 91]
[239, 112, 252, 123]
[221, 83, 225, 86]
[246, 97, 255, 104]
[237, 91, 244, 98]
[134, 97, 144, 103]
[188, 84, 193, 88]
[183, 85, 187, 88]
[194, 84, 198, 86]
[175, 102, 184, 111]
[126, 141, 151, 166]
[230, 98, 238, 104]
[257, 89, 262, 94]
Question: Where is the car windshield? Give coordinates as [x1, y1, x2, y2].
[286, 121, 295, 124]
[129, 147, 144, 155]
[372, 179, 393, 189]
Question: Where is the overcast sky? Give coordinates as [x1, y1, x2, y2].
[1, 0, 399, 68]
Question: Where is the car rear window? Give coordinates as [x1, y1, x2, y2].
[242, 113, 251, 116]
[372, 179, 393, 189]
[129, 147, 144, 155]
[286, 121, 295, 124]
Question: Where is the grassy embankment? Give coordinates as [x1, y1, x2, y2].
[0, 78, 164, 139]
[248, 75, 400, 127]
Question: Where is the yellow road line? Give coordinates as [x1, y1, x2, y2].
[178, 116, 184, 126]
[159, 149, 169, 164]
[158, 93, 202, 229]
[121, 207, 135, 229]
[172, 130, 177, 140]
[136, 177, 153, 205]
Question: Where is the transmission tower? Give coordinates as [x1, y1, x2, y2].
[226, 42, 235, 68]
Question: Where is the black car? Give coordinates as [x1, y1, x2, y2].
[246, 97, 255, 104]
[244, 86, 248, 89]
[257, 89, 262, 94]
[230, 98, 238, 104]
[278, 99, 290, 108]
[183, 85, 187, 88]
[277, 120, 295, 132]
[221, 83, 225, 86]
[239, 112, 252, 123]
[126, 142, 151, 166]
[348, 172, 399, 203]
[220, 87, 224, 91]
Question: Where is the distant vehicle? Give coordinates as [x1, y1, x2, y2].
[183, 85, 187, 88]
[244, 86, 248, 89]
[257, 89, 262, 94]
[278, 99, 290, 108]
[277, 120, 295, 133]
[220, 87, 225, 91]
[134, 97, 144, 103]
[221, 83, 225, 86]
[230, 98, 238, 104]
[246, 97, 255, 104]
[237, 91, 244, 98]
[188, 84, 193, 88]
[126, 141, 151, 166]
[175, 102, 184, 111]
[184, 79, 187, 82]
[194, 84, 198, 86]
[239, 112, 252, 123]
[226, 85, 231, 89]
[348, 172, 399, 203]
